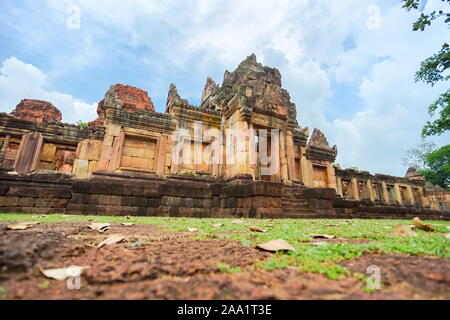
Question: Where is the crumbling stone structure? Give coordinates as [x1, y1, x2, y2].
[0, 54, 448, 219]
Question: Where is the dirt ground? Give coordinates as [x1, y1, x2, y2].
[0, 222, 449, 300]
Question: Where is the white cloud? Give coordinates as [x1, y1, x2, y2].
[1, 0, 449, 176]
[0, 57, 97, 123]
[327, 2, 450, 175]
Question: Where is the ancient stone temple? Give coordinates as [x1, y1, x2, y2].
[0, 54, 448, 219]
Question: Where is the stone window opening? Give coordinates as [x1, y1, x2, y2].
[39, 142, 76, 173]
[387, 185, 396, 203]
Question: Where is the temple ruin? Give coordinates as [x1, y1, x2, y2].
[0, 54, 448, 219]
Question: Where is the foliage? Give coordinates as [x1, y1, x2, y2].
[216, 262, 241, 273]
[402, 0, 450, 137]
[419, 144, 450, 188]
[415, 44, 450, 86]
[401, 138, 436, 170]
[422, 89, 450, 136]
[76, 120, 89, 128]
[403, 0, 450, 31]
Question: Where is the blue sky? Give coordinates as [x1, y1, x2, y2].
[0, 0, 448, 176]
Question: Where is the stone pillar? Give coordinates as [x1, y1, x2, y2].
[279, 130, 289, 183]
[336, 176, 342, 196]
[0, 134, 11, 168]
[367, 179, 375, 201]
[99, 123, 121, 171]
[326, 163, 337, 189]
[406, 185, 415, 204]
[285, 130, 296, 183]
[381, 181, 389, 203]
[14, 132, 43, 175]
[300, 156, 310, 186]
[233, 120, 252, 176]
[350, 178, 360, 200]
[107, 130, 125, 172]
[248, 123, 256, 179]
[155, 135, 167, 175]
[419, 187, 429, 206]
[393, 183, 402, 204]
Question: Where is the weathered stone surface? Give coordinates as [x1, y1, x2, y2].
[405, 167, 425, 181]
[306, 129, 337, 162]
[90, 84, 155, 127]
[11, 99, 62, 124]
[0, 54, 448, 216]
[14, 132, 43, 175]
[308, 129, 334, 150]
[201, 54, 296, 120]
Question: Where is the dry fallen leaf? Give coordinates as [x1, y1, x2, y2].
[121, 223, 134, 226]
[40, 265, 89, 281]
[394, 224, 418, 237]
[231, 219, 244, 224]
[412, 217, 435, 232]
[212, 223, 224, 228]
[309, 234, 336, 239]
[88, 222, 111, 233]
[7, 222, 39, 230]
[257, 239, 295, 252]
[188, 227, 198, 232]
[97, 234, 126, 248]
[249, 226, 268, 233]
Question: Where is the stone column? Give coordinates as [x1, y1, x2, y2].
[336, 176, 343, 196]
[300, 156, 310, 186]
[406, 185, 415, 204]
[229, 118, 251, 177]
[285, 130, 295, 183]
[366, 179, 375, 201]
[155, 135, 168, 175]
[0, 134, 11, 168]
[279, 130, 289, 183]
[419, 187, 429, 206]
[351, 178, 360, 200]
[326, 163, 337, 189]
[107, 130, 125, 172]
[248, 123, 256, 179]
[350, 178, 361, 200]
[381, 181, 389, 203]
[99, 123, 121, 171]
[14, 132, 43, 175]
[393, 183, 402, 204]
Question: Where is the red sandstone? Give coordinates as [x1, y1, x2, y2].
[11, 99, 62, 124]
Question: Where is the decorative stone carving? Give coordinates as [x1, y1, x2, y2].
[200, 54, 296, 120]
[405, 167, 425, 181]
[90, 84, 155, 127]
[306, 129, 337, 162]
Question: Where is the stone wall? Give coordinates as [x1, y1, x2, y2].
[0, 171, 448, 220]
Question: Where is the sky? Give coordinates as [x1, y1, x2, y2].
[0, 0, 448, 176]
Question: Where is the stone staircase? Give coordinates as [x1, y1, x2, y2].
[280, 185, 315, 218]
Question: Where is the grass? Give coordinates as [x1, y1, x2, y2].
[1, 213, 449, 280]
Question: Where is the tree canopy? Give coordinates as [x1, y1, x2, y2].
[419, 144, 450, 188]
[402, 0, 450, 137]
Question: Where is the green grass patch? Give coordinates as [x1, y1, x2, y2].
[1, 213, 449, 280]
[216, 262, 241, 273]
